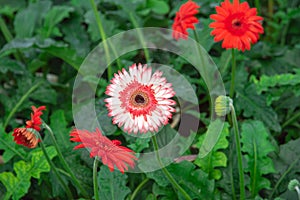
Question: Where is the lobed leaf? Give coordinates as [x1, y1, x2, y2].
[98, 165, 131, 200]
[241, 120, 276, 197]
[194, 122, 230, 180]
[0, 146, 57, 200]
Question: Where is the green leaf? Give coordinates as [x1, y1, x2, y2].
[31, 82, 57, 104]
[148, 161, 215, 199]
[147, 0, 170, 15]
[0, 146, 57, 200]
[0, 37, 66, 55]
[194, 122, 229, 180]
[236, 84, 281, 132]
[61, 15, 91, 57]
[0, 57, 25, 74]
[198, 119, 225, 158]
[252, 69, 300, 94]
[39, 5, 74, 38]
[49, 110, 72, 151]
[0, 125, 26, 163]
[241, 120, 276, 197]
[0, 0, 26, 17]
[272, 138, 300, 197]
[193, 18, 215, 51]
[14, 1, 52, 38]
[98, 165, 131, 200]
[84, 10, 117, 42]
[43, 46, 83, 70]
[167, 161, 215, 199]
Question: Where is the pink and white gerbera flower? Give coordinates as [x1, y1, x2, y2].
[105, 63, 176, 134]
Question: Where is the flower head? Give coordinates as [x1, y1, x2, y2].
[13, 128, 39, 148]
[209, 0, 264, 51]
[172, 0, 200, 40]
[70, 128, 137, 173]
[26, 106, 46, 131]
[215, 95, 232, 117]
[105, 63, 176, 134]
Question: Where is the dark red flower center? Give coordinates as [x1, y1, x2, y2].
[133, 93, 147, 105]
[225, 13, 248, 36]
[232, 19, 242, 28]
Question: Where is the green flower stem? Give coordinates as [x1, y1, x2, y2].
[269, 158, 299, 199]
[268, 0, 274, 18]
[0, 137, 27, 161]
[229, 49, 236, 98]
[282, 111, 300, 128]
[296, 186, 300, 200]
[151, 136, 192, 200]
[3, 82, 42, 129]
[43, 123, 89, 198]
[230, 104, 245, 200]
[193, 30, 212, 110]
[254, 0, 261, 14]
[229, 144, 237, 200]
[93, 158, 100, 200]
[130, 178, 149, 200]
[0, 17, 24, 62]
[129, 12, 150, 62]
[89, 0, 112, 79]
[37, 134, 73, 199]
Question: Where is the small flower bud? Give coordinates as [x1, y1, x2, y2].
[288, 179, 300, 191]
[215, 95, 232, 117]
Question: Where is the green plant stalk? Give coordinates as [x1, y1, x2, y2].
[193, 30, 212, 111]
[269, 158, 299, 199]
[0, 137, 27, 160]
[254, 0, 261, 14]
[129, 12, 150, 62]
[89, 0, 112, 79]
[3, 82, 42, 129]
[37, 134, 73, 199]
[0, 17, 23, 62]
[296, 186, 300, 200]
[268, 0, 274, 18]
[43, 123, 89, 198]
[130, 178, 149, 200]
[230, 104, 245, 200]
[229, 49, 236, 98]
[229, 141, 237, 200]
[282, 111, 300, 128]
[151, 136, 192, 200]
[93, 158, 100, 200]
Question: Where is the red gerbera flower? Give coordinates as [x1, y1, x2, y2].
[70, 128, 137, 173]
[172, 0, 200, 40]
[13, 128, 39, 148]
[209, 0, 264, 51]
[26, 106, 46, 131]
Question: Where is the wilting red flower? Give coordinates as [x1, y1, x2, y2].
[209, 0, 264, 51]
[105, 63, 176, 134]
[13, 128, 39, 148]
[70, 128, 137, 173]
[26, 106, 46, 131]
[172, 0, 200, 40]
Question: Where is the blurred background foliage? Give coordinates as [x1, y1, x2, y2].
[0, 0, 300, 199]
